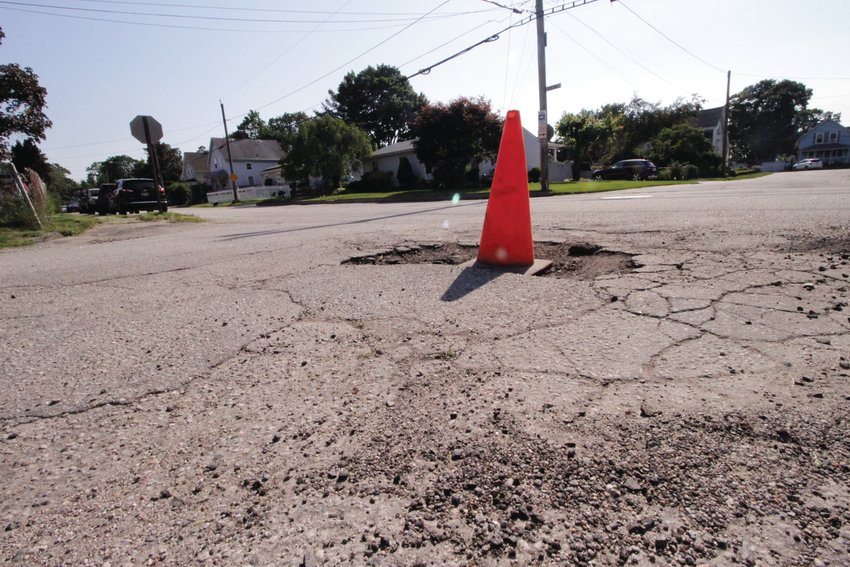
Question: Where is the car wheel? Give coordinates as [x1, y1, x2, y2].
[160, 204, 168, 213]
[633, 173, 643, 181]
[592, 174, 602, 181]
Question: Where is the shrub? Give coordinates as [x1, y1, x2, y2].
[528, 167, 541, 183]
[480, 173, 493, 188]
[656, 168, 672, 181]
[166, 182, 191, 206]
[683, 164, 699, 179]
[190, 183, 209, 205]
[349, 171, 392, 193]
[397, 157, 416, 189]
[0, 194, 39, 229]
[668, 161, 683, 180]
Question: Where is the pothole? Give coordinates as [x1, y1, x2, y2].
[343, 242, 640, 279]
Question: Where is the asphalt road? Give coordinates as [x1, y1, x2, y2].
[1, 170, 848, 565]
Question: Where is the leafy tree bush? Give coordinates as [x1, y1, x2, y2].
[283, 115, 371, 194]
[668, 161, 683, 180]
[683, 164, 699, 179]
[528, 167, 541, 183]
[166, 182, 190, 206]
[190, 183, 209, 205]
[348, 171, 392, 193]
[0, 194, 37, 228]
[324, 64, 427, 147]
[397, 157, 415, 189]
[411, 96, 501, 188]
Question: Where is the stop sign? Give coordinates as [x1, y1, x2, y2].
[130, 115, 163, 144]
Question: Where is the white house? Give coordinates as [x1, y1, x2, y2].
[207, 138, 284, 190]
[364, 127, 572, 187]
[696, 106, 726, 156]
[797, 119, 849, 166]
[179, 151, 209, 183]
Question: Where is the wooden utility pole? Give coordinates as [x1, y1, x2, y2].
[220, 101, 238, 201]
[535, 0, 550, 193]
[721, 70, 731, 177]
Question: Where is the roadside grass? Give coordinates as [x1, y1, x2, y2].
[539, 179, 696, 194]
[0, 213, 98, 249]
[701, 171, 771, 182]
[137, 211, 205, 223]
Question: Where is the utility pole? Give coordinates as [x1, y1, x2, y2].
[721, 70, 731, 177]
[220, 101, 238, 201]
[535, 0, 550, 193]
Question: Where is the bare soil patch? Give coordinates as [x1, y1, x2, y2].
[344, 241, 639, 280]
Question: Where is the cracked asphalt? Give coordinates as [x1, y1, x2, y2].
[1, 170, 849, 566]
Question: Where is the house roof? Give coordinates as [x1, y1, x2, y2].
[210, 138, 284, 161]
[797, 119, 849, 144]
[370, 139, 416, 158]
[697, 106, 724, 130]
[183, 152, 209, 173]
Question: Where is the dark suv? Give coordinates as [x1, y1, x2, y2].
[592, 159, 657, 180]
[109, 178, 168, 214]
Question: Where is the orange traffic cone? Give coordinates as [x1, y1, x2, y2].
[477, 110, 535, 267]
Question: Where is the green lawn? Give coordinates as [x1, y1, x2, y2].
[0, 211, 203, 249]
[0, 213, 98, 249]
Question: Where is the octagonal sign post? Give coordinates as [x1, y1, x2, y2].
[129, 115, 165, 212]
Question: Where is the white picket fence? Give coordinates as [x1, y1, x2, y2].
[206, 185, 291, 204]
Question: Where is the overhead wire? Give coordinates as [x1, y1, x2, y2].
[0, 0, 483, 24]
[614, 0, 725, 74]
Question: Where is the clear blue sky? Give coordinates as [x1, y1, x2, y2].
[2, 0, 848, 181]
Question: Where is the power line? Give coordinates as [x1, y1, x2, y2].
[615, 0, 725, 74]
[562, 11, 692, 94]
[0, 6, 412, 33]
[0, 0, 482, 24]
[252, 0, 454, 112]
[68, 0, 494, 17]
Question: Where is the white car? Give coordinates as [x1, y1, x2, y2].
[792, 158, 823, 170]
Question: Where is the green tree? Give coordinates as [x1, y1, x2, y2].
[0, 27, 52, 159]
[46, 163, 79, 201]
[324, 64, 427, 148]
[396, 156, 415, 189]
[411, 96, 501, 187]
[232, 110, 266, 140]
[11, 138, 49, 179]
[607, 95, 702, 162]
[556, 109, 619, 178]
[87, 155, 143, 185]
[134, 142, 183, 183]
[729, 79, 820, 163]
[265, 111, 308, 154]
[649, 123, 717, 168]
[282, 115, 371, 193]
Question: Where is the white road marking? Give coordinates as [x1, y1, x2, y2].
[600, 195, 654, 200]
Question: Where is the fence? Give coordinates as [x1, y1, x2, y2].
[206, 185, 291, 204]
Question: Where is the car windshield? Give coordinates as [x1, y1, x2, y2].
[123, 180, 155, 190]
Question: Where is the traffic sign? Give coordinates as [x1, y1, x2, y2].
[130, 115, 163, 144]
[229, 173, 238, 182]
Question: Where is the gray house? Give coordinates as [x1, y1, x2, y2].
[696, 106, 726, 156]
[179, 151, 210, 183]
[797, 119, 849, 166]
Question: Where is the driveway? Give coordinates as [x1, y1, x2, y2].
[1, 170, 848, 565]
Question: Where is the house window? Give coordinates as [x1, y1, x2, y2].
[246, 163, 253, 170]
[213, 160, 219, 168]
[248, 176, 255, 186]
[815, 132, 824, 144]
[829, 132, 838, 143]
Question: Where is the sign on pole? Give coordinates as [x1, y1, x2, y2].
[537, 110, 547, 139]
[129, 115, 165, 212]
[130, 115, 163, 144]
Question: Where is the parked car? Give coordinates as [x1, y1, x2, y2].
[99, 178, 168, 214]
[592, 159, 658, 180]
[96, 183, 116, 215]
[80, 184, 108, 214]
[792, 158, 823, 170]
[61, 200, 80, 213]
